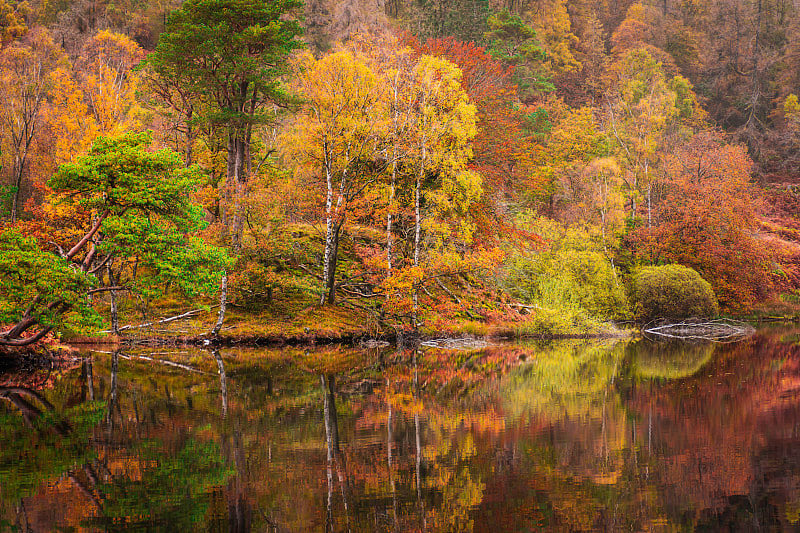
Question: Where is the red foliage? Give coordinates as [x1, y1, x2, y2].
[405, 34, 542, 246]
[629, 132, 778, 309]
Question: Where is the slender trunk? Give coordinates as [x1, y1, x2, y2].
[321, 159, 335, 305]
[229, 136, 248, 250]
[386, 160, 396, 273]
[324, 224, 341, 305]
[211, 273, 228, 337]
[387, 79, 401, 274]
[413, 351, 426, 529]
[107, 264, 120, 336]
[414, 151, 424, 268]
[412, 144, 425, 327]
[67, 210, 110, 261]
[185, 106, 194, 167]
[322, 164, 346, 305]
[387, 379, 398, 530]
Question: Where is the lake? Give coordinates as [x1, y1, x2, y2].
[1, 326, 799, 531]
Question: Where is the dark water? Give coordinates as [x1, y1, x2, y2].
[2, 327, 800, 532]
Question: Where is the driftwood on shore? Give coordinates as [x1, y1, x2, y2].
[643, 318, 755, 343]
[98, 308, 211, 335]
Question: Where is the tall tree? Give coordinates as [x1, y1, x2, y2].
[76, 30, 144, 136]
[145, 0, 303, 249]
[289, 49, 387, 305]
[604, 48, 702, 224]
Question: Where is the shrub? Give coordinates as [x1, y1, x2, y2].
[499, 218, 629, 320]
[631, 264, 719, 321]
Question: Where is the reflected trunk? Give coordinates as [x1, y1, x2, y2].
[412, 350, 426, 529]
[213, 350, 228, 417]
[387, 378, 398, 531]
[321, 374, 351, 532]
[86, 355, 94, 402]
[106, 350, 119, 437]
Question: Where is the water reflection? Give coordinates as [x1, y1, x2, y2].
[0, 328, 799, 531]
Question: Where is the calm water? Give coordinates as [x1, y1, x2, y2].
[1, 327, 800, 532]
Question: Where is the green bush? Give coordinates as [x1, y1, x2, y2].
[631, 264, 719, 321]
[499, 218, 629, 320]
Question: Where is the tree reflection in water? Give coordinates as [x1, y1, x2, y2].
[0, 328, 799, 531]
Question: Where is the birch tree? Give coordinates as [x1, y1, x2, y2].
[290, 50, 387, 305]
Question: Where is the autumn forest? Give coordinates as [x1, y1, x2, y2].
[1, 0, 800, 345]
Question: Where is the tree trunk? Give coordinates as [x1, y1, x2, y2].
[323, 223, 341, 305]
[10, 155, 24, 225]
[225, 134, 249, 250]
[386, 160, 396, 273]
[214, 350, 228, 417]
[320, 158, 344, 305]
[412, 144, 425, 327]
[107, 264, 120, 336]
[211, 273, 228, 337]
[321, 160, 335, 305]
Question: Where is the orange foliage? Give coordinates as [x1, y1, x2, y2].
[630, 131, 777, 309]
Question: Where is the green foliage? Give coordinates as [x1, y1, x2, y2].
[629, 339, 714, 379]
[2, 132, 229, 342]
[485, 10, 554, 98]
[0, 184, 13, 217]
[513, 303, 607, 337]
[145, 0, 304, 129]
[100, 214, 232, 299]
[56, 131, 230, 301]
[49, 132, 202, 221]
[0, 230, 102, 333]
[501, 339, 627, 420]
[500, 216, 629, 320]
[631, 264, 719, 321]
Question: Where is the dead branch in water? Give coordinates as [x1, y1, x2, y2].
[643, 318, 755, 343]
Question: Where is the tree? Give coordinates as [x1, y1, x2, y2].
[351, 35, 418, 274]
[485, 9, 553, 100]
[378, 54, 482, 324]
[145, 0, 303, 249]
[289, 49, 387, 305]
[0, 0, 27, 46]
[0, 27, 66, 223]
[522, 0, 582, 77]
[0, 132, 229, 347]
[76, 30, 145, 136]
[604, 48, 703, 224]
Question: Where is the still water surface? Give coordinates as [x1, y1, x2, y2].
[1, 327, 800, 531]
